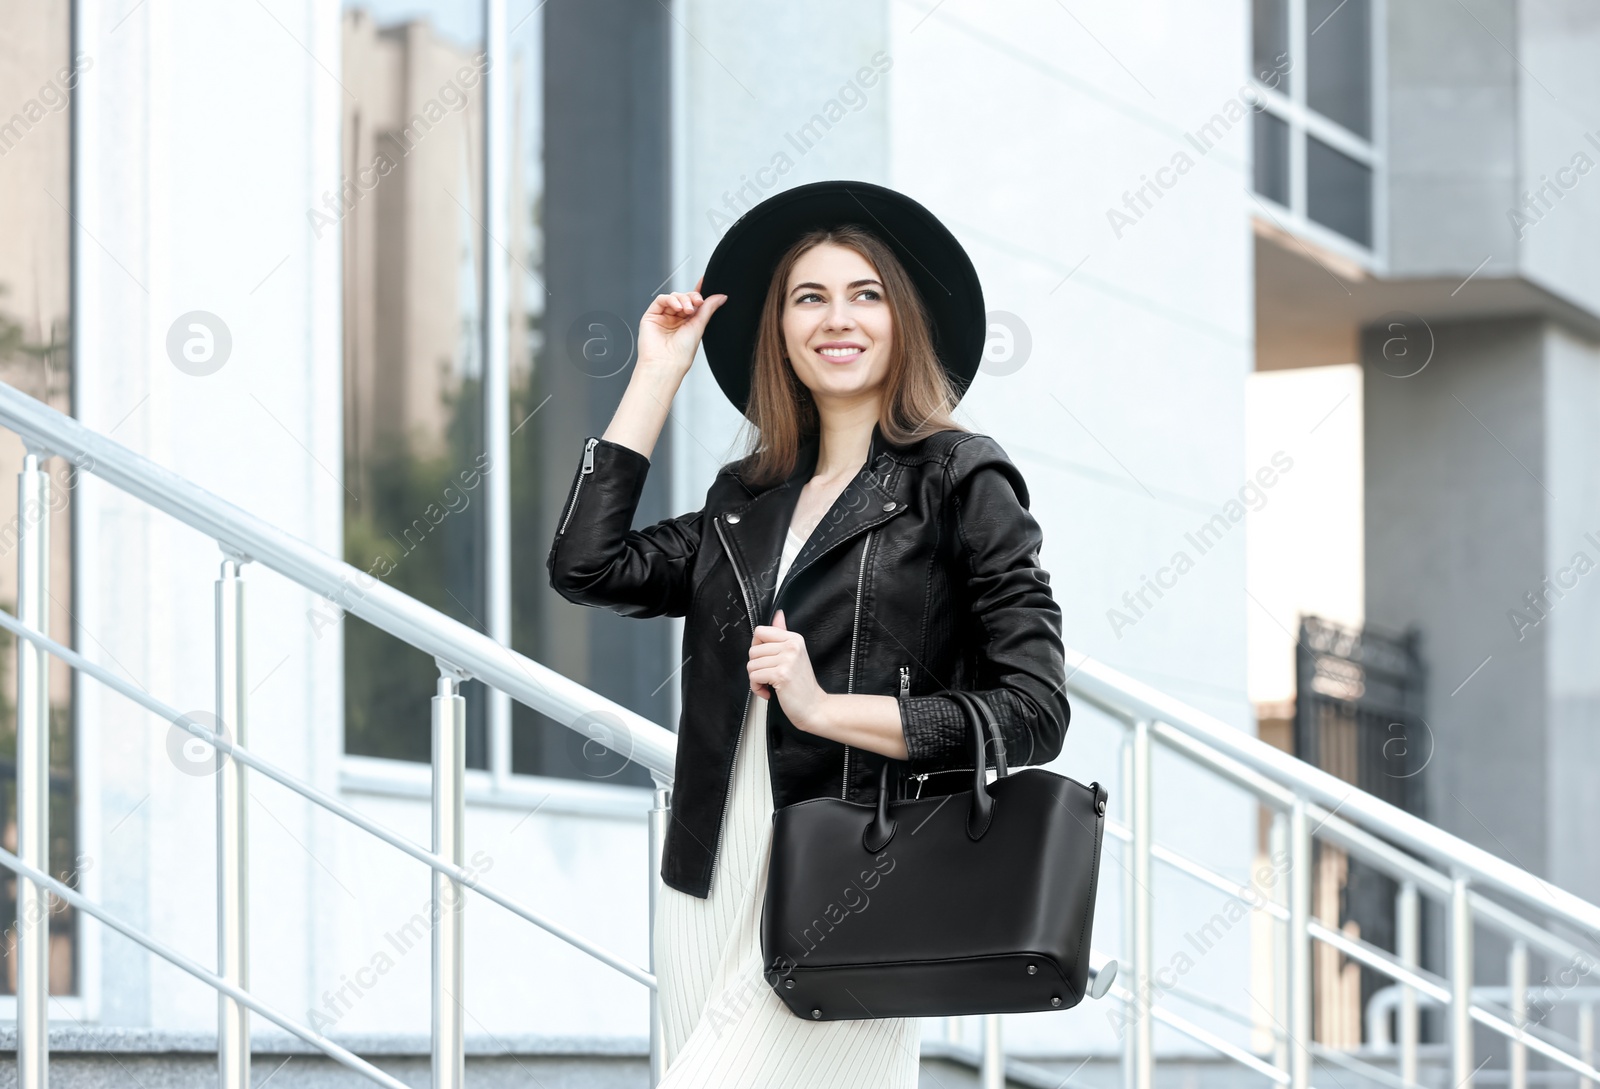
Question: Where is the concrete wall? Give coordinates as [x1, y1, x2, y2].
[1539, 323, 1600, 905]
[1385, 0, 1600, 317]
[1385, 0, 1520, 277]
[671, 0, 894, 484]
[876, 0, 1260, 1056]
[1371, 0, 1600, 907]
[1516, 3, 1600, 316]
[1362, 314, 1600, 906]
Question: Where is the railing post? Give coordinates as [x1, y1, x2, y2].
[433, 664, 468, 1089]
[1397, 879, 1420, 1088]
[1288, 798, 1312, 1089]
[1510, 939, 1527, 1089]
[980, 1013, 1004, 1089]
[1121, 731, 1134, 1089]
[16, 450, 50, 1089]
[1451, 875, 1474, 1089]
[648, 779, 670, 1087]
[1270, 810, 1290, 1072]
[1131, 718, 1154, 1089]
[217, 557, 251, 1089]
[1580, 1002, 1596, 1089]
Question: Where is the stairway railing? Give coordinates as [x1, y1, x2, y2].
[2, 377, 1596, 1089]
[1069, 657, 1600, 1089]
[0, 380, 1117, 1089]
[0, 379, 681, 1088]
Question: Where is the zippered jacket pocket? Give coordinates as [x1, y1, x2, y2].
[546, 435, 706, 619]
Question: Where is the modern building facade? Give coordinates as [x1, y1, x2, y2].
[1, 0, 1598, 1083]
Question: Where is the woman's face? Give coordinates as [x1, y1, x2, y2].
[780, 242, 894, 407]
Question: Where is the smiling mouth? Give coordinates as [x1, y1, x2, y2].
[815, 346, 865, 363]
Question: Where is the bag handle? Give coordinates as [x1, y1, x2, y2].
[965, 690, 1009, 778]
[863, 690, 1003, 853]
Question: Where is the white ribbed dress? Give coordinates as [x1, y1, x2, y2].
[653, 526, 921, 1088]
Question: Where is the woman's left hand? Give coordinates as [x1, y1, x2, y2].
[748, 609, 829, 734]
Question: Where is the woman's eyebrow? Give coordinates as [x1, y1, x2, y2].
[789, 279, 884, 293]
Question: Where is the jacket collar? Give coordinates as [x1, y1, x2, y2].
[719, 421, 913, 624]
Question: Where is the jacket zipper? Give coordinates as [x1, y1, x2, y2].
[709, 513, 759, 891]
[901, 665, 928, 798]
[841, 530, 875, 800]
[558, 437, 599, 537]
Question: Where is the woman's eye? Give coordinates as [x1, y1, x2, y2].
[794, 289, 880, 303]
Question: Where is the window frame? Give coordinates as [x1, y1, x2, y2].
[1250, 0, 1389, 273]
[333, 0, 673, 806]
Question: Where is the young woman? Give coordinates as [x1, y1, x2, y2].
[547, 180, 1072, 1087]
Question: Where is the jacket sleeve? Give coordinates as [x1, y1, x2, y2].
[546, 435, 703, 619]
[896, 434, 1071, 774]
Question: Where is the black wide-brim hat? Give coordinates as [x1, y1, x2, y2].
[699, 179, 986, 418]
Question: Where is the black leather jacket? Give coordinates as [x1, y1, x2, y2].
[546, 421, 1072, 898]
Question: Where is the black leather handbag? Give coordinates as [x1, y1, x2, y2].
[760, 689, 1108, 1021]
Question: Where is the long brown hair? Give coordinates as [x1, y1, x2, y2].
[732, 224, 966, 486]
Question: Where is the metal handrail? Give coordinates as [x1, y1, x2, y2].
[1091, 677, 1600, 1089]
[0, 590, 1122, 1081]
[0, 381, 1126, 1089]
[1108, 981, 1292, 1085]
[1066, 650, 1600, 935]
[0, 382, 677, 783]
[1111, 792, 1600, 1087]
[1369, 984, 1600, 1049]
[0, 845, 412, 1089]
[1104, 815, 1291, 921]
[0, 382, 1127, 1089]
[6, 377, 1599, 1089]
[0, 604, 656, 989]
[0, 381, 679, 1089]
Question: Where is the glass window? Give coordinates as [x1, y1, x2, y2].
[1307, 0, 1371, 139]
[1253, 109, 1291, 207]
[1252, 0, 1291, 93]
[0, 1, 80, 995]
[339, 0, 490, 768]
[510, 0, 671, 787]
[1250, 0, 1377, 250]
[338, 0, 672, 787]
[1307, 134, 1372, 246]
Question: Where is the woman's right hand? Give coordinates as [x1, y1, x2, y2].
[638, 274, 727, 378]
